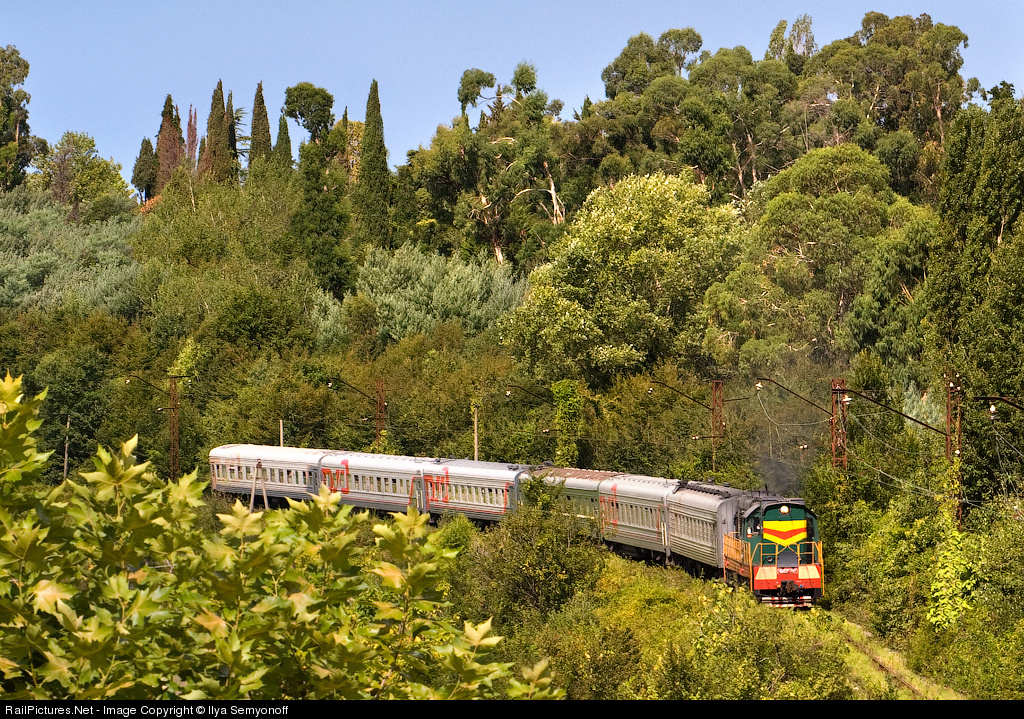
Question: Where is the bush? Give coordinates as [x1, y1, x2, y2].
[447, 498, 605, 629]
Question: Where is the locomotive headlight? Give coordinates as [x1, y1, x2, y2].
[780, 505, 790, 515]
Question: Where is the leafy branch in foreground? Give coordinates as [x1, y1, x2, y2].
[0, 374, 560, 699]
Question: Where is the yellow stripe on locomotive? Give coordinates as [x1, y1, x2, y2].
[762, 520, 807, 546]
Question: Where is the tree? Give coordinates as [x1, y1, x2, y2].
[289, 124, 353, 300]
[199, 81, 231, 181]
[184, 105, 198, 172]
[766, 20, 788, 60]
[503, 173, 738, 385]
[688, 46, 799, 194]
[658, 28, 703, 75]
[283, 82, 334, 143]
[552, 379, 585, 467]
[511, 63, 538, 95]
[274, 112, 292, 167]
[35, 131, 131, 209]
[928, 99, 1024, 502]
[932, 100, 1024, 350]
[225, 91, 238, 163]
[353, 80, 392, 248]
[703, 145, 908, 375]
[808, 13, 970, 145]
[249, 82, 272, 162]
[458, 69, 496, 116]
[447, 492, 605, 630]
[131, 138, 157, 201]
[402, 65, 565, 265]
[601, 32, 675, 99]
[0, 45, 40, 191]
[155, 95, 184, 192]
[353, 244, 526, 344]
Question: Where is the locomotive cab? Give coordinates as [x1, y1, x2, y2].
[724, 499, 824, 607]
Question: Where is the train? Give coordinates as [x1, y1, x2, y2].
[209, 444, 824, 607]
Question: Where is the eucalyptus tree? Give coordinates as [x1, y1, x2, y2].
[0, 44, 40, 191]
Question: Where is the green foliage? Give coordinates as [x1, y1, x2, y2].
[447, 500, 605, 630]
[284, 82, 334, 143]
[504, 172, 737, 385]
[403, 65, 565, 265]
[0, 377, 560, 698]
[927, 529, 979, 630]
[5, 14, 1024, 700]
[651, 587, 851, 699]
[504, 594, 640, 699]
[930, 99, 1024, 499]
[704, 146, 926, 375]
[249, 82, 272, 163]
[353, 80, 392, 249]
[505, 555, 856, 700]
[288, 122, 354, 301]
[905, 498, 1024, 699]
[0, 45, 40, 191]
[0, 188, 141, 318]
[353, 244, 526, 345]
[552, 379, 585, 467]
[32, 132, 132, 211]
[131, 138, 157, 201]
[808, 13, 969, 146]
[155, 95, 183, 193]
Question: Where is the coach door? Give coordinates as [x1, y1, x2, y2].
[412, 469, 427, 513]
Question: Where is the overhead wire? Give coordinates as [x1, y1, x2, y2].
[846, 412, 936, 457]
[989, 422, 1024, 462]
[756, 392, 832, 432]
[846, 445, 940, 499]
[987, 422, 1024, 497]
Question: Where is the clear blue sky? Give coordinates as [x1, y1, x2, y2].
[5, 1, 1022, 187]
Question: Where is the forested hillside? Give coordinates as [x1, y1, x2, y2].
[2, 12, 1024, 697]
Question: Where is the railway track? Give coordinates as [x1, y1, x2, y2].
[833, 616, 961, 699]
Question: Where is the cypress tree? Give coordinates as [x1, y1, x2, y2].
[250, 82, 272, 162]
[226, 91, 237, 160]
[274, 113, 292, 167]
[201, 81, 231, 180]
[155, 95, 183, 192]
[197, 137, 207, 173]
[131, 137, 158, 201]
[354, 80, 392, 248]
[185, 105, 198, 171]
